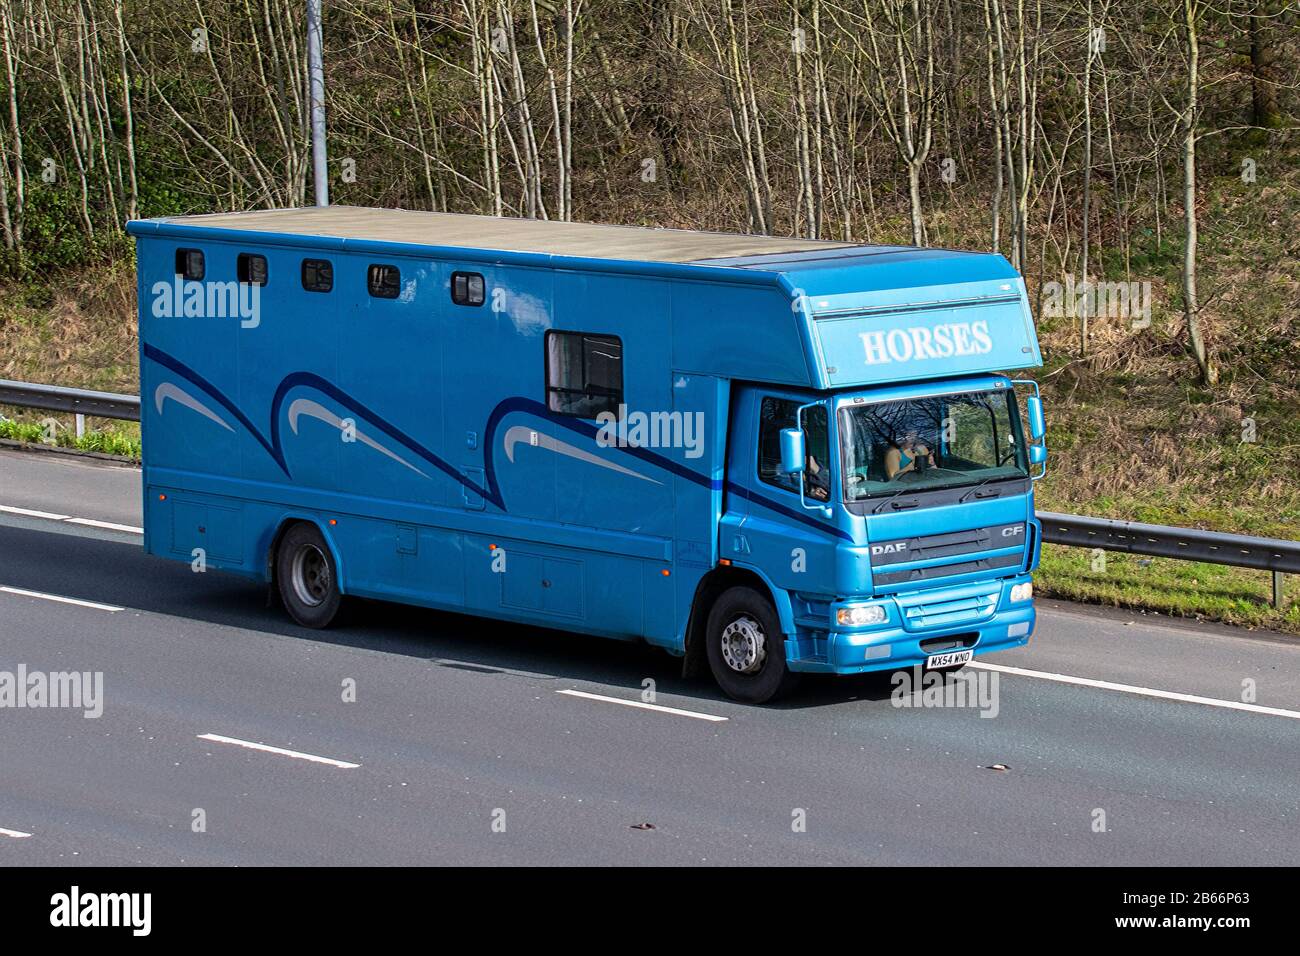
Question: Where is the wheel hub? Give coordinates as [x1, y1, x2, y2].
[720, 615, 767, 674]
[291, 544, 330, 607]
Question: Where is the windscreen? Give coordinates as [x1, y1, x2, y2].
[839, 389, 1028, 501]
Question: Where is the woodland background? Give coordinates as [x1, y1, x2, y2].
[0, 0, 1298, 626]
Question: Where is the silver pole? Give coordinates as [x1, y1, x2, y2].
[307, 0, 328, 206]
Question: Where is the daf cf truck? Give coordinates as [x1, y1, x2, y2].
[126, 207, 1047, 702]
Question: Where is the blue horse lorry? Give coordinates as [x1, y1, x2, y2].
[126, 206, 1047, 703]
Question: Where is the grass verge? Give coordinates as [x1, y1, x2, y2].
[0, 414, 141, 459]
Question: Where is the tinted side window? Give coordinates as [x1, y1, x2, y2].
[368, 264, 400, 299]
[451, 271, 485, 306]
[175, 248, 204, 280]
[757, 397, 829, 499]
[301, 258, 333, 293]
[237, 253, 268, 285]
[545, 331, 623, 419]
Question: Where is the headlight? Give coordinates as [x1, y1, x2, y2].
[1009, 581, 1033, 602]
[836, 604, 887, 626]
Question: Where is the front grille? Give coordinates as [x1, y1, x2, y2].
[901, 589, 1000, 630]
[869, 522, 1027, 586]
[875, 552, 1021, 587]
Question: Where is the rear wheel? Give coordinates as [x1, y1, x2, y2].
[276, 523, 342, 628]
[705, 586, 799, 704]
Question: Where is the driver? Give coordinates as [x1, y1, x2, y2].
[805, 454, 831, 501]
[884, 431, 934, 480]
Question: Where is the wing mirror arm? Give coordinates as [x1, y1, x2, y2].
[782, 405, 833, 517]
[1012, 380, 1048, 481]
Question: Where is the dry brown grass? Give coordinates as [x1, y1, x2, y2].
[0, 261, 138, 393]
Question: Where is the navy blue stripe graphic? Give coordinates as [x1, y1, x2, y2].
[269, 371, 498, 505]
[144, 343, 284, 470]
[143, 344, 847, 541]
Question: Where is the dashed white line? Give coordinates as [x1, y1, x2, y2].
[0, 502, 141, 535]
[197, 733, 361, 769]
[971, 661, 1300, 721]
[0, 586, 123, 612]
[558, 689, 728, 722]
[0, 826, 34, 839]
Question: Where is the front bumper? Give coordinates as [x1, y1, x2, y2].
[785, 575, 1035, 675]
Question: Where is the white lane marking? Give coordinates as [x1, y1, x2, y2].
[197, 733, 361, 769]
[0, 826, 34, 839]
[558, 689, 728, 722]
[0, 502, 141, 535]
[971, 662, 1300, 721]
[0, 586, 123, 612]
[0, 504, 69, 521]
[65, 517, 145, 534]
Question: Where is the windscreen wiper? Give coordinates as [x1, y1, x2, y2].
[958, 473, 1011, 503]
[871, 484, 920, 514]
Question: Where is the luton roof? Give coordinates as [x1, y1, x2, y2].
[135, 205, 860, 265]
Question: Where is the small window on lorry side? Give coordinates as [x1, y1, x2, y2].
[546, 331, 623, 419]
[451, 271, 485, 306]
[301, 258, 333, 293]
[368, 264, 401, 299]
[175, 248, 205, 281]
[237, 253, 268, 285]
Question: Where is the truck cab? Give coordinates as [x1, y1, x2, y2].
[707, 374, 1044, 700]
[685, 249, 1047, 702]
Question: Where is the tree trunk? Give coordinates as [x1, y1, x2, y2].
[1080, 0, 1095, 356]
[1182, 0, 1216, 385]
[1249, 0, 1283, 129]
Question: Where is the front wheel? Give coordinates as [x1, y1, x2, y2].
[705, 587, 799, 704]
[276, 522, 342, 628]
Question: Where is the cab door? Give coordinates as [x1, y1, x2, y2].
[723, 392, 841, 598]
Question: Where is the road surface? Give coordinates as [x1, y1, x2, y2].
[0, 447, 1296, 865]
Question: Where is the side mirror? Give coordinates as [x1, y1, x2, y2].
[1029, 444, 1047, 465]
[1026, 396, 1045, 442]
[779, 428, 806, 475]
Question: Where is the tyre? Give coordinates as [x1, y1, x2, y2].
[276, 522, 342, 628]
[704, 586, 799, 704]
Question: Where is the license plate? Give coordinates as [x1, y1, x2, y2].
[925, 649, 973, 670]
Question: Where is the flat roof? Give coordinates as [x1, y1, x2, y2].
[145, 205, 859, 264]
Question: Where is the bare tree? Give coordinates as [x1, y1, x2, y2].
[1180, 0, 1215, 385]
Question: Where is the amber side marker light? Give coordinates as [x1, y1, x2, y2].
[328, 519, 337, 526]
[158, 494, 167, 501]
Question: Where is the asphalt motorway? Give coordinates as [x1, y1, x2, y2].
[0, 448, 1297, 865]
